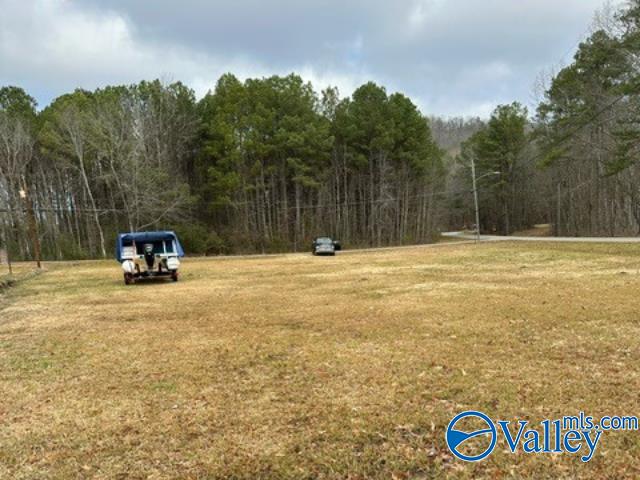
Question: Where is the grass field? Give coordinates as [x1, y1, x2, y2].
[1, 242, 640, 479]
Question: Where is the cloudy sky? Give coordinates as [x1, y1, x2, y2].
[0, 0, 615, 117]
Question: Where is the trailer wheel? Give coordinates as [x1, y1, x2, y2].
[124, 273, 134, 285]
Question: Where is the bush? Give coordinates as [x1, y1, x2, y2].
[172, 224, 231, 256]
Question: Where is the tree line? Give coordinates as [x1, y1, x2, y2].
[3, 0, 640, 261]
[535, 1, 640, 236]
[445, 1, 640, 237]
[0, 77, 446, 260]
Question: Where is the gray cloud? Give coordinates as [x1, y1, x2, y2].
[0, 0, 614, 116]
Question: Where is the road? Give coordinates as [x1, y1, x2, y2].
[442, 231, 640, 243]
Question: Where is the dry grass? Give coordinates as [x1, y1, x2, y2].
[1, 242, 640, 479]
[0, 261, 39, 278]
[511, 224, 553, 237]
[0, 262, 41, 292]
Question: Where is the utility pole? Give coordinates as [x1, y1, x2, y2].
[470, 159, 500, 244]
[471, 156, 481, 243]
[19, 184, 42, 269]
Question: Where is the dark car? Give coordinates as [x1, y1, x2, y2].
[312, 237, 342, 256]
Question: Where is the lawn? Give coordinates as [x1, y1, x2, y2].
[0, 262, 41, 293]
[1, 242, 640, 479]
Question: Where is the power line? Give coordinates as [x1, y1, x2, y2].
[0, 189, 454, 215]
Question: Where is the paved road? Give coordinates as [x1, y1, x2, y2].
[442, 231, 640, 243]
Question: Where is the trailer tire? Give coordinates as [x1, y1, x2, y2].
[124, 273, 134, 285]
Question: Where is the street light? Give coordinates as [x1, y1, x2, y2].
[470, 156, 500, 243]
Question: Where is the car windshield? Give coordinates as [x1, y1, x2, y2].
[132, 240, 174, 255]
[316, 237, 332, 244]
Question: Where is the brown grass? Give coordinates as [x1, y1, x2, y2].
[511, 224, 553, 237]
[0, 262, 41, 294]
[1, 242, 640, 479]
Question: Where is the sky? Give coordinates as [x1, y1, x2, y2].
[0, 0, 617, 117]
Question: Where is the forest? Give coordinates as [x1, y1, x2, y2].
[2, 1, 640, 260]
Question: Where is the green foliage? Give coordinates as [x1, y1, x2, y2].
[459, 103, 528, 234]
[194, 75, 444, 248]
[536, 5, 640, 174]
[334, 83, 443, 178]
[172, 224, 231, 256]
[197, 74, 333, 210]
[2, 73, 445, 259]
[0, 86, 37, 124]
[463, 102, 528, 183]
[53, 234, 91, 260]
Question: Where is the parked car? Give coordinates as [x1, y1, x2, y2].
[312, 237, 341, 256]
[116, 231, 184, 285]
